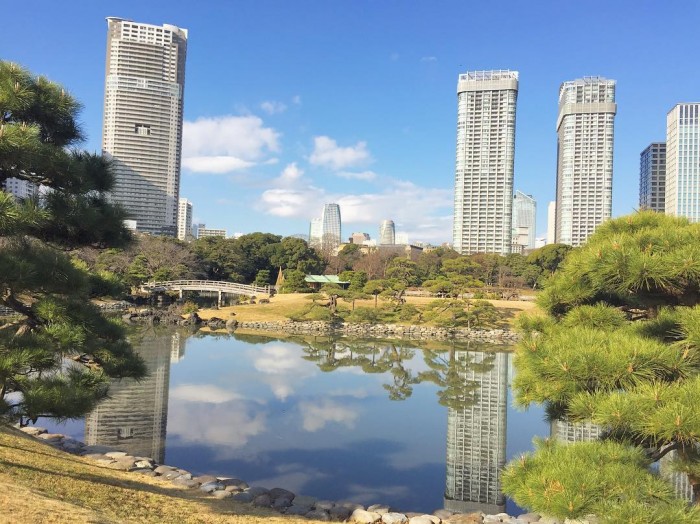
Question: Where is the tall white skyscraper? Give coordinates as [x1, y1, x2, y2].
[321, 203, 342, 251]
[453, 70, 518, 256]
[639, 143, 666, 212]
[379, 219, 396, 245]
[309, 218, 323, 248]
[665, 103, 700, 220]
[555, 77, 616, 247]
[512, 191, 536, 251]
[102, 18, 188, 236]
[177, 198, 193, 241]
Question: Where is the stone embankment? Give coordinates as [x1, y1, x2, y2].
[16, 426, 586, 524]
[121, 309, 519, 343]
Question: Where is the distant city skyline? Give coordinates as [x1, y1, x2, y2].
[3, 2, 699, 245]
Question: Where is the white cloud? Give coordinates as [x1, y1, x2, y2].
[420, 56, 437, 62]
[170, 384, 243, 404]
[309, 136, 372, 170]
[273, 163, 304, 187]
[292, 95, 302, 105]
[336, 170, 377, 181]
[299, 399, 359, 432]
[182, 115, 280, 174]
[260, 100, 287, 115]
[259, 186, 325, 218]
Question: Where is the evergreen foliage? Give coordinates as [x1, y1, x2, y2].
[0, 62, 145, 425]
[506, 212, 700, 518]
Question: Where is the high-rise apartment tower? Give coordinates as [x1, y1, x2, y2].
[555, 77, 616, 247]
[102, 17, 188, 236]
[379, 219, 396, 245]
[666, 103, 700, 220]
[512, 191, 536, 251]
[639, 143, 666, 212]
[177, 198, 193, 241]
[453, 70, 518, 255]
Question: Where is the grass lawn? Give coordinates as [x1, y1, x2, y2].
[197, 292, 539, 327]
[0, 425, 327, 524]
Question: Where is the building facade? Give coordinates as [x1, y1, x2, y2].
[177, 198, 193, 241]
[309, 218, 323, 248]
[379, 219, 396, 245]
[555, 77, 616, 247]
[546, 201, 556, 245]
[665, 103, 700, 220]
[197, 227, 226, 238]
[639, 143, 666, 212]
[321, 203, 342, 251]
[2, 178, 37, 200]
[350, 232, 370, 245]
[102, 17, 188, 236]
[453, 70, 518, 255]
[512, 191, 536, 251]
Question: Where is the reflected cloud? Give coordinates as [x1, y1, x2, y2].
[252, 344, 317, 401]
[299, 399, 359, 432]
[168, 401, 266, 449]
[253, 462, 330, 494]
[170, 384, 243, 404]
[347, 483, 411, 504]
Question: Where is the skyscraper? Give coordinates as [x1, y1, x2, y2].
[177, 198, 193, 241]
[555, 77, 616, 247]
[546, 201, 556, 245]
[309, 218, 323, 248]
[512, 191, 536, 251]
[453, 70, 518, 255]
[639, 143, 666, 212]
[102, 17, 188, 236]
[379, 219, 396, 245]
[444, 351, 508, 514]
[665, 103, 700, 220]
[321, 203, 342, 251]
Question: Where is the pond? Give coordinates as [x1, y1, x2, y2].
[47, 328, 575, 515]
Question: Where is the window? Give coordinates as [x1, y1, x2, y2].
[135, 124, 151, 136]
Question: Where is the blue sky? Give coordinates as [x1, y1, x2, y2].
[3, 1, 699, 244]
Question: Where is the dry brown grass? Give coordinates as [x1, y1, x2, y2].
[198, 292, 539, 326]
[0, 425, 326, 524]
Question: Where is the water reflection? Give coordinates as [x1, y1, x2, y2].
[84, 329, 176, 463]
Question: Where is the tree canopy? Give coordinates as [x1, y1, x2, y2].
[504, 212, 700, 522]
[0, 61, 145, 425]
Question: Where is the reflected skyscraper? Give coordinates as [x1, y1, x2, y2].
[444, 351, 508, 514]
[84, 331, 175, 463]
[659, 451, 696, 504]
[549, 420, 602, 443]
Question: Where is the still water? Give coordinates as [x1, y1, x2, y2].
[47, 328, 551, 515]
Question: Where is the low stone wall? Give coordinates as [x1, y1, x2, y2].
[15, 425, 572, 524]
[232, 320, 520, 343]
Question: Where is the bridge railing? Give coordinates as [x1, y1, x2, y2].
[141, 280, 271, 295]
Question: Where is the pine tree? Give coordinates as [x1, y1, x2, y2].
[503, 211, 700, 522]
[0, 61, 145, 425]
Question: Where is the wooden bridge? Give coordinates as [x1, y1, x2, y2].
[140, 280, 271, 305]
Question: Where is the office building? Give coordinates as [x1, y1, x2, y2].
[84, 332, 173, 463]
[639, 143, 666, 212]
[453, 70, 519, 255]
[379, 219, 396, 245]
[444, 351, 508, 514]
[350, 232, 370, 245]
[177, 198, 193, 241]
[555, 77, 616, 247]
[197, 227, 226, 238]
[546, 201, 556, 245]
[2, 178, 37, 200]
[309, 218, 323, 248]
[512, 191, 536, 250]
[102, 18, 188, 236]
[666, 103, 700, 220]
[310, 204, 342, 251]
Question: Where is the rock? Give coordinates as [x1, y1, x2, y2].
[200, 482, 223, 493]
[315, 500, 335, 510]
[20, 426, 47, 436]
[305, 509, 331, 521]
[272, 497, 293, 510]
[212, 490, 232, 499]
[163, 470, 184, 480]
[37, 433, 64, 441]
[246, 486, 269, 497]
[253, 494, 272, 507]
[154, 465, 177, 475]
[82, 445, 116, 455]
[292, 495, 317, 507]
[444, 514, 483, 524]
[329, 506, 352, 520]
[105, 451, 128, 458]
[382, 513, 408, 524]
[351, 509, 382, 524]
[368, 504, 392, 515]
[339, 501, 365, 511]
[409, 517, 439, 524]
[224, 485, 243, 493]
[172, 477, 200, 488]
[517, 515, 540, 523]
[133, 468, 158, 477]
[194, 475, 218, 484]
[231, 492, 254, 503]
[134, 460, 154, 469]
[269, 487, 295, 502]
[220, 478, 248, 489]
[286, 505, 312, 515]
